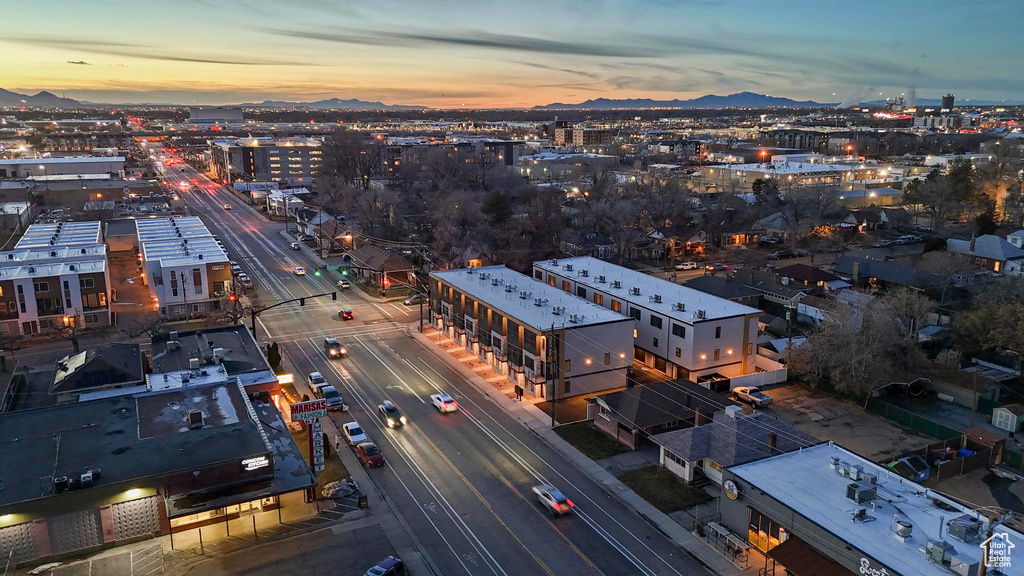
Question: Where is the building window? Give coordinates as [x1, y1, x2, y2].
[33, 281, 49, 293]
[85, 314, 98, 325]
[548, 276, 555, 287]
[650, 315, 663, 329]
[576, 286, 586, 298]
[561, 280, 571, 292]
[564, 379, 570, 394]
[629, 307, 641, 321]
[79, 278, 95, 289]
[170, 273, 179, 297]
[593, 293, 603, 306]
[534, 270, 543, 280]
[675, 347, 681, 358]
[747, 343, 753, 355]
[672, 323, 686, 338]
[715, 326, 722, 339]
[604, 353, 610, 365]
[714, 349, 720, 361]
[192, 303, 201, 313]
[653, 337, 659, 348]
[611, 300, 622, 313]
[563, 359, 571, 372]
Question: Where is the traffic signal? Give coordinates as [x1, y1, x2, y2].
[314, 269, 321, 277]
[229, 294, 237, 302]
[341, 268, 348, 276]
[332, 292, 337, 301]
[383, 278, 390, 288]
[299, 298, 306, 306]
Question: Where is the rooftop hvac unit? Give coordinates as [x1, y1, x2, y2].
[629, 287, 641, 295]
[653, 295, 662, 303]
[836, 461, 849, 476]
[187, 409, 205, 428]
[69, 264, 76, 271]
[50, 251, 57, 257]
[847, 482, 876, 504]
[491, 278, 502, 286]
[695, 310, 707, 319]
[597, 275, 606, 283]
[830, 455, 841, 470]
[466, 268, 475, 274]
[53, 476, 69, 493]
[167, 340, 180, 351]
[188, 357, 201, 370]
[895, 520, 913, 540]
[922, 539, 955, 565]
[849, 464, 863, 481]
[519, 291, 531, 299]
[861, 472, 878, 485]
[564, 264, 573, 272]
[672, 302, 686, 311]
[579, 269, 589, 277]
[611, 280, 622, 289]
[548, 259, 558, 265]
[947, 515, 982, 543]
[79, 471, 94, 488]
[505, 284, 516, 292]
[949, 554, 980, 576]
[552, 306, 565, 315]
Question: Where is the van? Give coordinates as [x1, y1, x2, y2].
[364, 557, 405, 576]
[896, 235, 918, 245]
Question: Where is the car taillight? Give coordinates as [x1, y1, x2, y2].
[566, 499, 574, 508]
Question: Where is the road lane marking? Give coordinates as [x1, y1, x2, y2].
[373, 304, 394, 318]
[390, 303, 407, 314]
[354, 335, 424, 403]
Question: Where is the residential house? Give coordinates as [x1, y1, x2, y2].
[654, 410, 817, 485]
[754, 212, 790, 240]
[734, 269, 810, 309]
[758, 337, 807, 362]
[590, 380, 733, 450]
[343, 245, 418, 294]
[773, 264, 838, 294]
[833, 256, 944, 291]
[684, 276, 762, 308]
[796, 295, 832, 324]
[842, 207, 909, 231]
[561, 230, 615, 259]
[294, 208, 332, 239]
[1008, 230, 1024, 249]
[945, 234, 1024, 274]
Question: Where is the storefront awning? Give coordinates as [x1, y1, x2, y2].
[766, 535, 855, 576]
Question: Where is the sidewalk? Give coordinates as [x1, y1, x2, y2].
[409, 325, 748, 576]
[280, 343, 443, 576]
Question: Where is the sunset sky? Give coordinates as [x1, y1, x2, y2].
[3, 0, 1021, 106]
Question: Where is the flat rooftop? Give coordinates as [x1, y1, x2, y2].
[534, 257, 759, 323]
[730, 442, 1024, 576]
[16, 221, 102, 249]
[0, 244, 106, 263]
[0, 258, 105, 280]
[150, 325, 275, 389]
[135, 216, 211, 243]
[0, 380, 269, 508]
[0, 156, 125, 166]
[722, 162, 859, 174]
[432, 266, 629, 332]
[141, 236, 228, 266]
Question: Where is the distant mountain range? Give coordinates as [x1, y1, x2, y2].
[238, 97, 428, 110]
[0, 88, 81, 107]
[536, 92, 829, 110]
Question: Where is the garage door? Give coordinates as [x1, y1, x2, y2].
[113, 496, 160, 540]
[48, 509, 102, 555]
[0, 522, 37, 564]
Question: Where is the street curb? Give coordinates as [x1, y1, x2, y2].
[406, 325, 737, 575]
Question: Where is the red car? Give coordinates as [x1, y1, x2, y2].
[339, 309, 355, 320]
[356, 442, 384, 467]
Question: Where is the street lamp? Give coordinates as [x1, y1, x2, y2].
[38, 164, 49, 191]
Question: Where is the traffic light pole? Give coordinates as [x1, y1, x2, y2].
[249, 291, 337, 340]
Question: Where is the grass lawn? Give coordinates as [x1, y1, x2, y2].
[618, 466, 711, 514]
[555, 422, 631, 460]
[291, 426, 350, 495]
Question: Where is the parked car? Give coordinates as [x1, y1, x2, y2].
[431, 393, 458, 413]
[293, 266, 306, 275]
[674, 261, 698, 271]
[290, 242, 301, 250]
[759, 237, 780, 246]
[324, 337, 347, 358]
[896, 235, 918, 245]
[364, 557, 403, 576]
[337, 279, 350, 289]
[237, 273, 254, 289]
[732, 386, 774, 407]
[403, 293, 423, 306]
[356, 442, 385, 468]
[532, 484, 574, 516]
[317, 385, 344, 411]
[338, 309, 355, 321]
[342, 421, 367, 445]
[230, 262, 242, 275]
[873, 239, 893, 248]
[378, 400, 406, 428]
[769, 249, 795, 260]
[307, 372, 327, 391]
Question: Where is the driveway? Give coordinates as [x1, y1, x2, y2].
[763, 384, 932, 462]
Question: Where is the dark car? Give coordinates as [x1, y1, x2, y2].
[364, 556, 404, 576]
[356, 442, 385, 468]
[769, 249, 795, 260]
[378, 400, 406, 428]
[324, 337, 346, 358]
[339, 309, 355, 320]
[403, 293, 423, 306]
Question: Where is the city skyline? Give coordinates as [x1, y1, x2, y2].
[3, 0, 1022, 107]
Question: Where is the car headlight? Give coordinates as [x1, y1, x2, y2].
[400, 416, 407, 424]
[387, 418, 394, 426]
[340, 348, 347, 354]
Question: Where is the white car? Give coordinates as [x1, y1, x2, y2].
[532, 484, 574, 516]
[293, 266, 306, 275]
[307, 372, 327, 392]
[430, 393, 459, 413]
[342, 421, 367, 446]
[674, 262, 698, 271]
[732, 386, 774, 407]
[290, 242, 301, 250]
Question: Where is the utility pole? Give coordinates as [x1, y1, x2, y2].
[180, 270, 190, 327]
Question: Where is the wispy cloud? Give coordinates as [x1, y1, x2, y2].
[261, 27, 653, 58]
[6, 36, 318, 66]
[505, 61, 601, 80]
[66, 60, 91, 66]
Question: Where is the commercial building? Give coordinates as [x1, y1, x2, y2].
[533, 257, 769, 385]
[0, 374, 313, 567]
[429, 265, 635, 399]
[15, 221, 102, 249]
[149, 324, 280, 393]
[39, 132, 134, 154]
[188, 106, 244, 124]
[0, 156, 125, 179]
[554, 126, 615, 148]
[136, 217, 231, 320]
[209, 137, 322, 185]
[717, 442, 1023, 576]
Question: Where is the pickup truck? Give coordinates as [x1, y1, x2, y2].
[732, 386, 774, 407]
